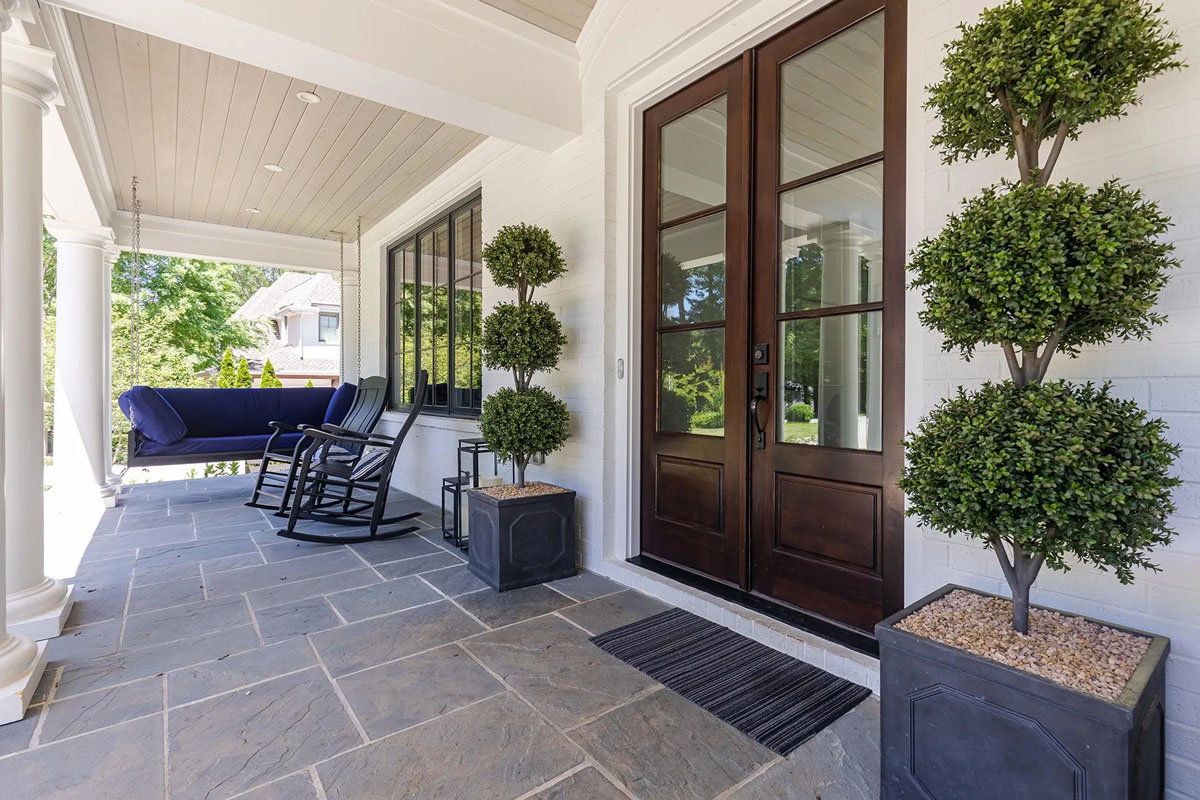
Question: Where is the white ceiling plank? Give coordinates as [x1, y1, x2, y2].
[146, 35, 179, 220]
[290, 111, 425, 239]
[202, 62, 266, 222]
[269, 100, 385, 235]
[216, 73, 296, 226]
[172, 44, 210, 220]
[113, 26, 160, 213]
[53, 0, 581, 150]
[77, 14, 136, 213]
[187, 53, 238, 221]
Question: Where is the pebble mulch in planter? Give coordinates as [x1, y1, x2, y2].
[478, 481, 571, 500]
[895, 589, 1151, 701]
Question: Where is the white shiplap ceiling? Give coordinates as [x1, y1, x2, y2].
[64, 11, 487, 240]
[478, 0, 598, 42]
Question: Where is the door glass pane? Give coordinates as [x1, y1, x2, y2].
[659, 212, 725, 325]
[779, 12, 884, 184]
[779, 311, 882, 450]
[779, 162, 883, 313]
[454, 273, 482, 410]
[659, 327, 725, 436]
[661, 95, 727, 222]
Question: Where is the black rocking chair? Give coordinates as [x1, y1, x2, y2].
[247, 376, 389, 513]
[276, 370, 427, 544]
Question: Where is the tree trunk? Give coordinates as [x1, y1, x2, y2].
[515, 456, 527, 488]
[989, 535, 1046, 635]
[1010, 574, 1033, 635]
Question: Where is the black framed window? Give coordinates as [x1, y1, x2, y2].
[318, 312, 339, 343]
[388, 194, 483, 416]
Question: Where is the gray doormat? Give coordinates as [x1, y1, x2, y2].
[590, 607, 872, 756]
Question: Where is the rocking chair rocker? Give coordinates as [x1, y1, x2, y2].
[276, 370, 427, 544]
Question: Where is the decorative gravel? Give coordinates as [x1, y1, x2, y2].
[477, 481, 570, 500]
[895, 589, 1151, 701]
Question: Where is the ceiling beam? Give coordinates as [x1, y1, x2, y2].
[112, 211, 344, 273]
[47, 0, 582, 151]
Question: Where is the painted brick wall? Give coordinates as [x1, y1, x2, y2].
[914, 2, 1200, 795]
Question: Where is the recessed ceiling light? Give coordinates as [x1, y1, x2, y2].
[245, 207, 261, 214]
[264, 163, 284, 173]
[297, 91, 321, 104]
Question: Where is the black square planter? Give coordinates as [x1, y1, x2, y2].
[465, 487, 577, 591]
[876, 585, 1169, 800]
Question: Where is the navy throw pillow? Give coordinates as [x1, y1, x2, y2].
[120, 386, 188, 444]
[323, 382, 357, 425]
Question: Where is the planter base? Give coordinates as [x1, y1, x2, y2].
[876, 585, 1168, 800]
[466, 486, 576, 591]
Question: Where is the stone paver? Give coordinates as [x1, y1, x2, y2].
[0, 476, 878, 800]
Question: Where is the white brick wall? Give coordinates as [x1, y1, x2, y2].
[355, 1, 1200, 790]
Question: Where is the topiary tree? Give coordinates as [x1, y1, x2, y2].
[478, 224, 570, 488]
[217, 347, 236, 388]
[902, 0, 1183, 634]
[305, 379, 315, 388]
[259, 359, 283, 388]
[234, 357, 254, 389]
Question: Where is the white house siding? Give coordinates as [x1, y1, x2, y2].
[358, 1, 1200, 790]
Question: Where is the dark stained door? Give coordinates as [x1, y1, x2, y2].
[639, 0, 905, 632]
[639, 58, 751, 586]
[749, 0, 905, 631]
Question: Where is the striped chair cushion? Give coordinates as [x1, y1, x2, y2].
[350, 448, 389, 481]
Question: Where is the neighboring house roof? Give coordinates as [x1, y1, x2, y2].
[231, 272, 340, 321]
[237, 342, 338, 376]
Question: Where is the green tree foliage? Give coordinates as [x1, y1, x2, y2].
[927, 0, 1183, 182]
[305, 379, 315, 387]
[480, 223, 566, 301]
[477, 224, 570, 487]
[903, 0, 1184, 633]
[909, 179, 1178, 365]
[784, 402, 814, 423]
[234, 358, 253, 388]
[217, 348, 236, 388]
[259, 359, 283, 388]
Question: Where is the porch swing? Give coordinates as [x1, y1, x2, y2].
[118, 177, 387, 469]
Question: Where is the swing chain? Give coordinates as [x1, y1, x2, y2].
[338, 231, 345, 380]
[130, 176, 142, 390]
[356, 216, 362, 378]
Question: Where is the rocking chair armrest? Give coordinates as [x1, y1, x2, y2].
[268, 421, 302, 433]
[298, 427, 378, 448]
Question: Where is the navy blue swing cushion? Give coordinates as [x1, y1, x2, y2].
[119, 385, 352, 466]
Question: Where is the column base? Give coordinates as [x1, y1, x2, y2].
[100, 479, 121, 509]
[6, 581, 74, 641]
[0, 636, 46, 726]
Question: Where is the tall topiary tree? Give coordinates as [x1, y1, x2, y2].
[234, 357, 254, 389]
[217, 347, 236, 388]
[259, 359, 283, 388]
[902, 0, 1184, 634]
[478, 223, 570, 488]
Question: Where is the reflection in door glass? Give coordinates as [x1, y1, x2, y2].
[660, 327, 725, 436]
[661, 96, 727, 222]
[779, 312, 881, 450]
[779, 163, 883, 313]
[779, 12, 884, 184]
[660, 212, 726, 325]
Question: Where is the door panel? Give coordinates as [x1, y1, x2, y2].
[640, 57, 750, 586]
[751, 0, 904, 631]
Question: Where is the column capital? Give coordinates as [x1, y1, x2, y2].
[44, 218, 116, 249]
[2, 40, 58, 114]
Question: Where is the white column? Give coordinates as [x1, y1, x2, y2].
[3, 38, 73, 641]
[0, 7, 50, 726]
[47, 220, 118, 507]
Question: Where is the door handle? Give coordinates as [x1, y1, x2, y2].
[751, 372, 769, 450]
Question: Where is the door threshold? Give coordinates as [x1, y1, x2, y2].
[627, 555, 879, 658]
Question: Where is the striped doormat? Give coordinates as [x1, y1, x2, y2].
[590, 608, 872, 756]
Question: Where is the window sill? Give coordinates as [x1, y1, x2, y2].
[381, 410, 481, 433]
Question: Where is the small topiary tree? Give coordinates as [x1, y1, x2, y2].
[217, 347, 236, 388]
[902, 0, 1184, 634]
[305, 379, 315, 388]
[478, 224, 570, 488]
[259, 359, 283, 388]
[234, 357, 254, 389]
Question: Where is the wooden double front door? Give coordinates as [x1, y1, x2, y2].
[639, 0, 905, 633]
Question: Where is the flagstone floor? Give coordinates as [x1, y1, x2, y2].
[1, 474, 879, 800]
